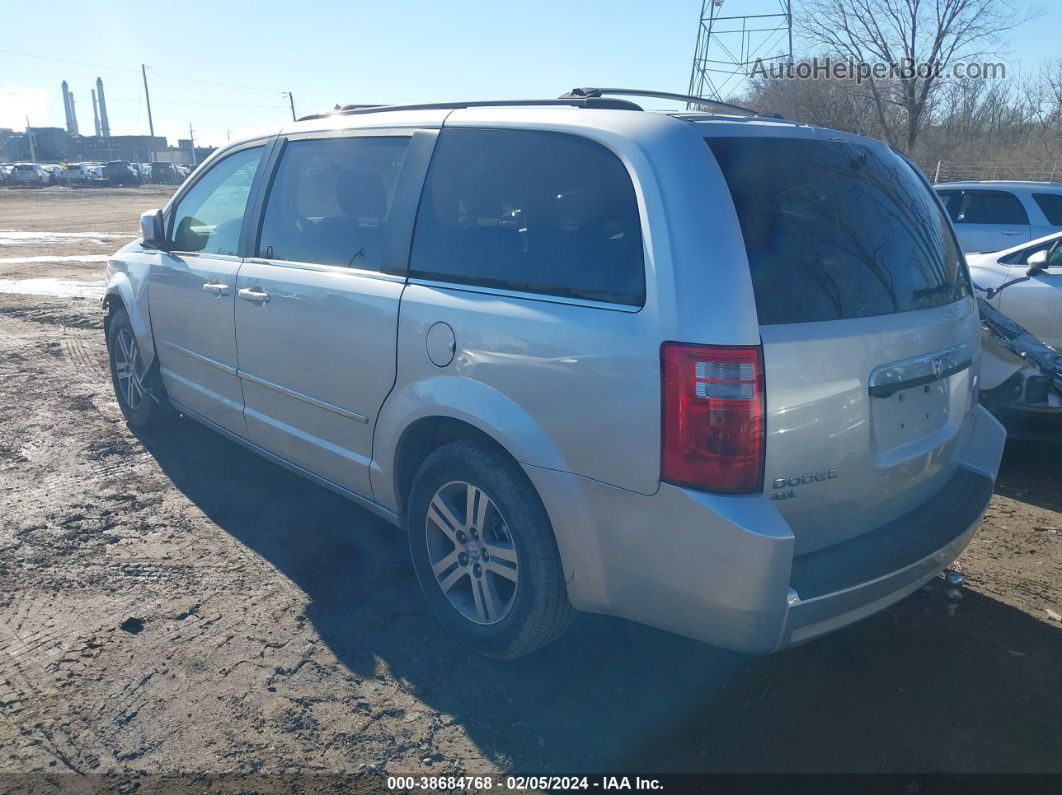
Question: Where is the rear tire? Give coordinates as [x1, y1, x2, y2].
[408, 440, 576, 659]
[107, 308, 169, 428]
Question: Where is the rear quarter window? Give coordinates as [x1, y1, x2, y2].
[1033, 193, 1062, 225]
[706, 136, 968, 324]
[409, 128, 645, 306]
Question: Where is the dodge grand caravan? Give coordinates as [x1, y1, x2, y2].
[103, 89, 1006, 659]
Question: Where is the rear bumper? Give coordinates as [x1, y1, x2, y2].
[525, 404, 1006, 653]
[780, 465, 992, 648]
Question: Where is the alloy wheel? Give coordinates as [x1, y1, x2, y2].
[425, 480, 519, 625]
[113, 327, 146, 411]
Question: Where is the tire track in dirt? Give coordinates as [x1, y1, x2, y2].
[62, 332, 106, 375]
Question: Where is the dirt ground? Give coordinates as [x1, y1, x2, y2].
[0, 186, 1060, 778]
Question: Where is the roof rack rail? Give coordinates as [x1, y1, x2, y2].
[560, 87, 767, 117]
[296, 96, 642, 122]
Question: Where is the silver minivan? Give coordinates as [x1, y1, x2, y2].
[935, 181, 1062, 253]
[104, 89, 1006, 659]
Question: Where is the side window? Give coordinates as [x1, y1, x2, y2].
[257, 136, 410, 269]
[955, 190, 1029, 225]
[1050, 241, 1062, 268]
[409, 128, 645, 306]
[936, 190, 960, 221]
[1011, 238, 1062, 266]
[1033, 193, 1062, 226]
[170, 146, 264, 255]
[1000, 239, 1054, 265]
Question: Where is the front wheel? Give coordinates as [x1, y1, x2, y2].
[107, 308, 170, 428]
[408, 440, 576, 659]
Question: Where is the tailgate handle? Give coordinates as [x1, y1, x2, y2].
[868, 344, 972, 398]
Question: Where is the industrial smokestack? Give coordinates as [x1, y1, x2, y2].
[96, 77, 111, 139]
[69, 92, 80, 136]
[91, 89, 102, 138]
[61, 80, 74, 133]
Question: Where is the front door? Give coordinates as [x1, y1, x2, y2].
[234, 133, 415, 498]
[998, 240, 1062, 350]
[149, 144, 265, 433]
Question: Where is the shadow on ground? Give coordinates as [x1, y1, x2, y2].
[994, 429, 1062, 512]
[135, 418, 1062, 773]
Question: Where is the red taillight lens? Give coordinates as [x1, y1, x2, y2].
[661, 343, 765, 493]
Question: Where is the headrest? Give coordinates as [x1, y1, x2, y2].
[459, 171, 509, 220]
[336, 169, 386, 218]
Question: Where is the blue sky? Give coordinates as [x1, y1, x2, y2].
[1, 0, 1057, 147]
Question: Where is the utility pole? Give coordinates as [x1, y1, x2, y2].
[786, 0, 793, 69]
[287, 92, 296, 121]
[142, 64, 155, 137]
[26, 117, 36, 161]
[189, 123, 197, 166]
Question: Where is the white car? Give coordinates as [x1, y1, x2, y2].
[11, 163, 49, 186]
[967, 231, 1062, 350]
[40, 164, 63, 184]
[60, 162, 106, 186]
[935, 181, 1062, 253]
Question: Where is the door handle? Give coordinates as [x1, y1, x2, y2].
[238, 287, 271, 304]
[202, 281, 229, 296]
[1001, 230, 1022, 236]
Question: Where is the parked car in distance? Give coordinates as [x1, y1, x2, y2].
[11, 163, 49, 186]
[104, 90, 1006, 659]
[149, 161, 175, 184]
[40, 164, 63, 184]
[60, 162, 105, 186]
[935, 180, 1062, 253]
[103, 160, 141, 186]
[967, 231, 1062, 351]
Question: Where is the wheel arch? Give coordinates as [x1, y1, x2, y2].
[371, 375, 570, 518]
[391, 416, 516, 526]
[103, 271, 156, 369]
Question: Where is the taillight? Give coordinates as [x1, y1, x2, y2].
[661, 343, 765, 493]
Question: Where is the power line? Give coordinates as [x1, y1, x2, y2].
[0, 48, 294, 101]
[146, 68, 286, 96]
[0, 90, 287, 107]
[0, 47, 140, 74]
[1, 49, 341, 133]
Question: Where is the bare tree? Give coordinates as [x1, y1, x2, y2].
[798, 0, 1034, 152]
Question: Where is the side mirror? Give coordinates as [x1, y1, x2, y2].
[139, 209, 166, 249]
[1026, 248, 1048, 276]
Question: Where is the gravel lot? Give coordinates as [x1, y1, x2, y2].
[1, 186, 1060, 777]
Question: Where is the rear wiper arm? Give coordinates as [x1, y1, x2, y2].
[913, 282, 959, 300]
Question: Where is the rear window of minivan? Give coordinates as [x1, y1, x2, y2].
[707, 137, 967, 324]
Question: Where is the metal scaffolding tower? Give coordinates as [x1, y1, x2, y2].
[687, 0, 793, 103]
